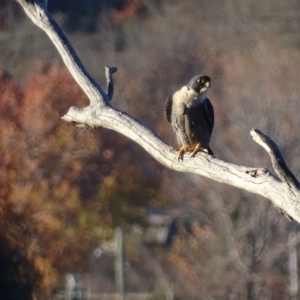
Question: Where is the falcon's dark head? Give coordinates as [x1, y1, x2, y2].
[188, 75, 211, 94]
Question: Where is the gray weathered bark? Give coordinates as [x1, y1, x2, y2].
[16, 0, 300, 222]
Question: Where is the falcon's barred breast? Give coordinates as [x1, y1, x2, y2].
[165, 75, 214, 161]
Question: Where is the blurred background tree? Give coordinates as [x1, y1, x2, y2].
[1, 0, 300, 299]
[0, 63, 166, 299]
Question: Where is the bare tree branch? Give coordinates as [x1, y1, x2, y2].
[16, 0, 108, 108]
[16, 0, 300, 223]
[251, 129, 300, 188]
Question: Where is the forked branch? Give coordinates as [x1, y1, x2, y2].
[16, 0, 300, 223]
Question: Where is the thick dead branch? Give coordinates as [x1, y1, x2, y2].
[16, 0, 300, 223]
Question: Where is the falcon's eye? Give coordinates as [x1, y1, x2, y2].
[197, 78, 204, 84]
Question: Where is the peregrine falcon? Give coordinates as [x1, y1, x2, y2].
[165, 75, 214, 161]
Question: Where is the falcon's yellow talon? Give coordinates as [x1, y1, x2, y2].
[190, 144, 200, 158]
[177, 145, 187, 161]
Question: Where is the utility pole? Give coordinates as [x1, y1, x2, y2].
[114, 228, 124, 300]
[289, 232, 298, 300]
[65, 274, 75, 300]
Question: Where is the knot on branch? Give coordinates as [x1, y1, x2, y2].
[246, 168, 269, 178]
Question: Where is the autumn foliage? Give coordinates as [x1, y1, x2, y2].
[3, 0, 300, 299]
[0, 62, 166, 299]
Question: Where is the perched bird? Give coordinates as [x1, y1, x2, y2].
[165, 75, 214, 161]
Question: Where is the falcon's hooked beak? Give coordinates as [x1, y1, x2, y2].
[200, 80, 211, 93]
